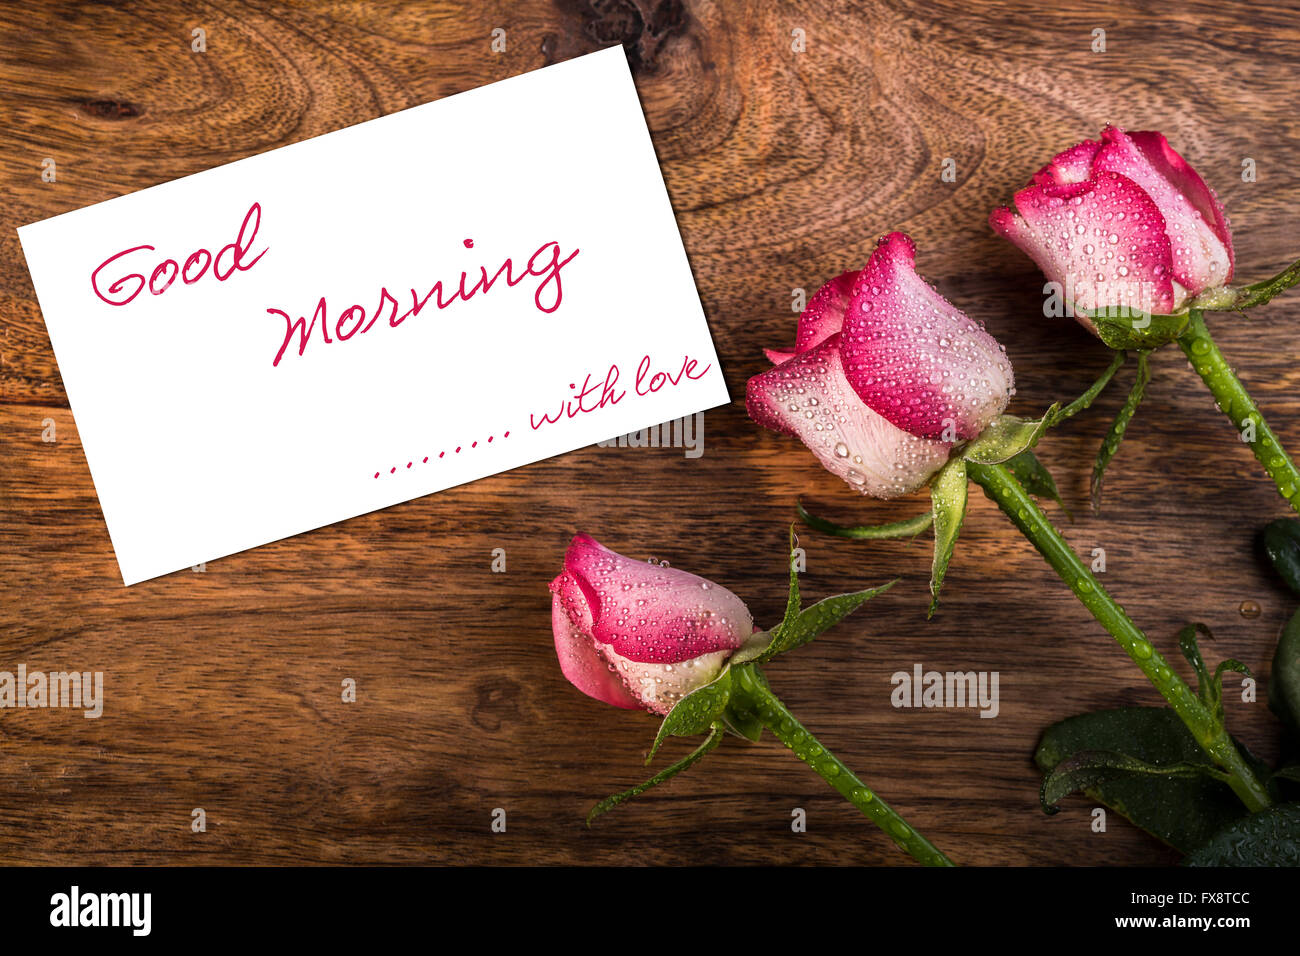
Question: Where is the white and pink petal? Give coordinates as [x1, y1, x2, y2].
[562, 534, 753, 665]
[550, 574, 644, 711]
[1093, 126, 1232, 293]
[838, 233, 1015, 442]
[764, 270, 857, 365]
[746, 333, 952, 498]
[991, 171, 1179, 318]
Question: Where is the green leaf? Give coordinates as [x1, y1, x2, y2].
[1263, 517, 1300, 597]
[1274, 765, 1300, 784]
[719, 703, 764, 742]
[1176, 622, 1254, 727]
[1035, 707, 1250, 852]
[928, 457, 968, 618]
[777, 525, 800, 637]
[796, 499, 934, 540]
[1087, 306, 1190, 350]
[1177, 623, 1217, 711]
[1184, 802, 1300, 866]
[961, 406, 1059, 465]
[1004, 449, 1070, 517]
[1271, 606, 1300, 743]
[646, 666, 732, 764]
[1041, 749, 1226, 813]
[1091, 351, 1151, 513]
[1200, 256, 1300, 312]
[730, 529, 895, 666]
[735, 582, 897, 665]
[587, 722, 723, 826]
[1052, 350, 1127, 425]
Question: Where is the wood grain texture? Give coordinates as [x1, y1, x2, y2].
[2, 0, 1299, 865]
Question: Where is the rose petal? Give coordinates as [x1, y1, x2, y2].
[746, 333, 952, 497]
[550, 575, 644, 710]
[991, 171, 1178, 317]
[563, 534, 753, 665]
[763, 270, 857, 365]
[599, 642, 731, 716]
[1093, 126, 1232, 293]
[1033, 137, 1102, 187]
[795, 270, 858, 352]
[838, 232, 1015, 441]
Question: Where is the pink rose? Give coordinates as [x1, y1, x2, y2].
[746, 232, 1015, 497]
[550, 534, 755, 715]
[990, 125, 1234, 320]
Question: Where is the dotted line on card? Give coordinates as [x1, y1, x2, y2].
[374, 430, 510, 478]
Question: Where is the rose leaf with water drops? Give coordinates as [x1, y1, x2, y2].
[1086, 307, 1190, 351]
[1004, 450, 1070, 517]
[795, 499, 935, 539]
[1035, 707, 1251, 853]
[1270, 607, 1300, 746]
[732, 526, 897, 665]
[1091, 351, 1151, 513]
[1263, 517, 1300, 598]
[1183, 803, 1300, 866]
[959, 404, 1060, 465]
[586, 724, 724, 826]
[927, 457, 968, 618]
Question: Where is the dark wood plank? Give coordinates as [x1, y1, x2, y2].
[2, 0, 1299, 865]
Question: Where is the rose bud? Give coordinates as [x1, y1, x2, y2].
[550, 534, 755, 715]
[990, 125, 1234, 321]
[746, 232, 1015, 497]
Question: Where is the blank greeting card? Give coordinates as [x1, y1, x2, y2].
[17, 46, 729, 585]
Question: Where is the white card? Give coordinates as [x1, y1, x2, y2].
[17, 46, 729, 585]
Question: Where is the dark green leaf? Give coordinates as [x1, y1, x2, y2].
[1263, 517, 1300, 597]
[1184, 802, 1300, 866]
[1035, 707, 1250, 852]
[1271, 606, 1300, 743]
[646, 666, 732, 764]
[796, 499, 933, 540]
[928, 457, 967, 618]
[1041, 749, 1226, 813]
[961, 405, 1059, 465]
[587, 723, 723, 826]
[1052, 351, 1127, 425]
[1274, 765, 1300, 784]
[1091, 351, 1151, 513]
[1088, 306, 1190, 350]
[1005, 449, 1070, 517]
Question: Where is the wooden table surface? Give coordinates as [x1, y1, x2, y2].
[2, 0, 1299, 866]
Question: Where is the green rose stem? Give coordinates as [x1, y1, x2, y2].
[1177, 309, 1300, 516]
[965, 460, 1272, 813]
[730, 666, 955, 866]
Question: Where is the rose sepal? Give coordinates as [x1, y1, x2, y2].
[1084, 305, 1190, 351]
[1193, 255, 1300, 312]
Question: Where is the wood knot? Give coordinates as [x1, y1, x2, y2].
[470, 678, 524, 733]
[558, 0, 689, 73]
[78, 99, 141, 119]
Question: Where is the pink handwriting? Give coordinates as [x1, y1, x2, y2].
[268, 237, 580, 367]
[530, 354, 712, 430]
[91, 201, 267, 307]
